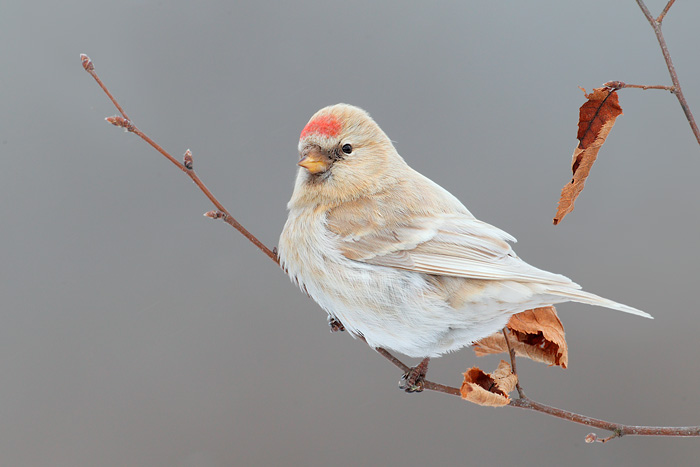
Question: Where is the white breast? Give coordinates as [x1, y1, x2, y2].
[278, 208, 522, 357]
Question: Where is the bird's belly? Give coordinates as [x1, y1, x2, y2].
[279, 216, 523, 357]
[288, 249, 514, 357]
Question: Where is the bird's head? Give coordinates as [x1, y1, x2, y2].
[292, 104, 405, 205]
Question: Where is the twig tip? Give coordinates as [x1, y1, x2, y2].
[80, 54, 94, 72]
[585, 433, 597, 443]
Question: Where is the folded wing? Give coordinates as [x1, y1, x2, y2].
[328, 209, 577, 287]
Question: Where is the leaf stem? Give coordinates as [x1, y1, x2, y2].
[502, 328, 525, 398]
[604, 81, 674, 92]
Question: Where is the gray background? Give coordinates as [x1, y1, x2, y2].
[3, 1, 699, 466]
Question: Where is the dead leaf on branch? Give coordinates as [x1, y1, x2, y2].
[553, 87, 623, 225]
[473, 306, 568, 368]
[461, 360, 518, 407]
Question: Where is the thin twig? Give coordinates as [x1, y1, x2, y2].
[656, 0, 675, 24]
[82, 54, 700, 441]
[603, 81, 674, 92]
[81, 55, 130, 121]
[82, 55, 279, 265]
[509, 397, 700, 439]
[375, 347, 410, 373]
[634, 1, 700, 145]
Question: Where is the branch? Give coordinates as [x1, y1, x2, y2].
[80, 55, 278, 265]
[634, 0, 700, 145]
[81, 54, 700, 442]
[372, 346, 700, 442]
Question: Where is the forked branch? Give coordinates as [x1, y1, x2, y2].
[633, 0, 700, 145]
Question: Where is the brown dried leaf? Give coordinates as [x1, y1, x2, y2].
[460, 360, 518, 407]
[553, 87, 623, 225]
[473, 306, 568, 368]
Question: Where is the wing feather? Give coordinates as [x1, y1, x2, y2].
[329, 206, 575, 287]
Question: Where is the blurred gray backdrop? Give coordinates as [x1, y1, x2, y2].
[2, 1, 699, 466]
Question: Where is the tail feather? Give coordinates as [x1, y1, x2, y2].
[548, 288, 653, 319]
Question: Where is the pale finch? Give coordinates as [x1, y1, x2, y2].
[278, 104, 651, 391]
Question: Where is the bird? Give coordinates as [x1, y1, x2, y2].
[277, 103, 651, 391]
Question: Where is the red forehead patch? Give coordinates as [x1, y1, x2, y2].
[300, 114, 341, 140]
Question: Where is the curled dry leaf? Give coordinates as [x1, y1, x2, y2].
[553, 87, 623, 225]
[473, 306, 568, 368]
[461, 360, 518, 407]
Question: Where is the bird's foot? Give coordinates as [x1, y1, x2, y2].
[328, 316, 345, 333]
[399, 357, 430, 393]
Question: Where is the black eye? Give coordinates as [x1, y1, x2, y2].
[341, 143, 353, 154]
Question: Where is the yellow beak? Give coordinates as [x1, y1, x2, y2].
[298, 149, 331, 174]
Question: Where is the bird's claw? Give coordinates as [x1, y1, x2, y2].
[399, 372, 425, 393]
[398, 357, 430, 393]
[328, 316, 345, 333]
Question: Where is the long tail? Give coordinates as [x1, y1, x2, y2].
[547, 287, 653, 319]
